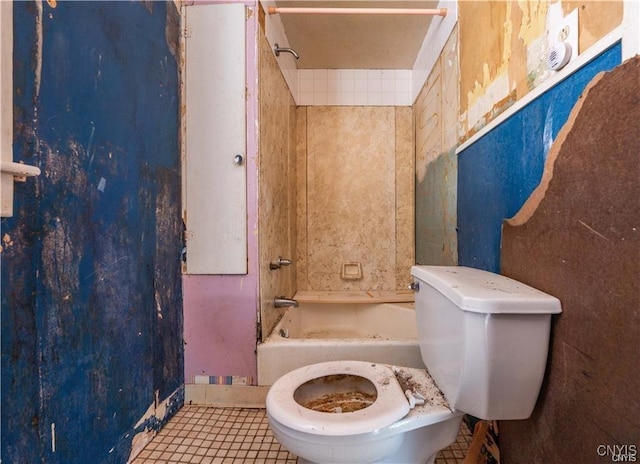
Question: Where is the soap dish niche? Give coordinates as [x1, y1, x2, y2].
[341, 262, 363, 280]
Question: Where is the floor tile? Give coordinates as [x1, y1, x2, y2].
[131, 406, 472, 464]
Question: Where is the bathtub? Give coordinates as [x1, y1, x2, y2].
[257, 302, 424, 385]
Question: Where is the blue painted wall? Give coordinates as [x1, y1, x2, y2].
[1, 2, 183, 462]
[457, 43, 622, 272]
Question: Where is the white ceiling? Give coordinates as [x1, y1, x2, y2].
[273, 0, 440, 69]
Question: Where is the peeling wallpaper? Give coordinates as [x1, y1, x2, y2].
[457, 43, 621, 273]
[459, 0, 623, 139]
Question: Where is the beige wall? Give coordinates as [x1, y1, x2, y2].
[296, 106, 414, 292]
[258, 30, 297, 338]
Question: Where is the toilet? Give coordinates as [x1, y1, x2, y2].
[266, 266, 562, 464]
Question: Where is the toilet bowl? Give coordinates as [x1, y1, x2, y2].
[266, 360, 463, 464]
[266, 266, 562, 464]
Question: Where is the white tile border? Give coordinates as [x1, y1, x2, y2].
[296, 68, 412, 106]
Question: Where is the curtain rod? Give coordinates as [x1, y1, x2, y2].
[267, 6, 447, 16]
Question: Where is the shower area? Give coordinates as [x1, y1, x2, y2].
[182, 1, 458, 387]
[260, 99, 415, 331]
[257, 24, 418, 381]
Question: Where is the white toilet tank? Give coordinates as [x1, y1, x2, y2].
[410, 266, 562, 420]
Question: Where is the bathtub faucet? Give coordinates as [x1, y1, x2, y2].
[274, 297, 298, 308]
[270, 257, 293, 270]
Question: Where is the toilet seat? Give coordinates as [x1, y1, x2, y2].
[266, 360, 411, 436]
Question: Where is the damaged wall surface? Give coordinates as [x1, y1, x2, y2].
[414, 26, 458, 266]
[1, 2, 184, 462]
[459, 1, 623, 139]
[500, 56, 640, 464]
[457, 43, 621, 272]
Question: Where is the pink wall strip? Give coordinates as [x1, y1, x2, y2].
[183, 0, 260, 383]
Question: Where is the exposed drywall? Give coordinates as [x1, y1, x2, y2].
[457, 43, 621, 272]
[1, 2, 183, 462]
[459, 0, 623, 140]
[459, 1, 512, 115]
[500, 56, 640, 464]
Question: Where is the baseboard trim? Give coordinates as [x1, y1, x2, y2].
[184, 384, 270, 408]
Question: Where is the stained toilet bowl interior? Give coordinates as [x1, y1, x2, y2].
[293, 374, 378, 413]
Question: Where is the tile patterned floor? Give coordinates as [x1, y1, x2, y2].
[132, 406, 472, 464]
[435, 425, 472, 464]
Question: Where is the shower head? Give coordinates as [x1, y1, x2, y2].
[274, 43, 300, 60]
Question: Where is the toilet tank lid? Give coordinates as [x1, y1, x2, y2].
[411, 266, 562, 315]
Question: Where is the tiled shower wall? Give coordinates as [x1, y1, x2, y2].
[258, 27, 416, 337]
[258, 30, 298, 339]
[296, 106, 414, 292]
